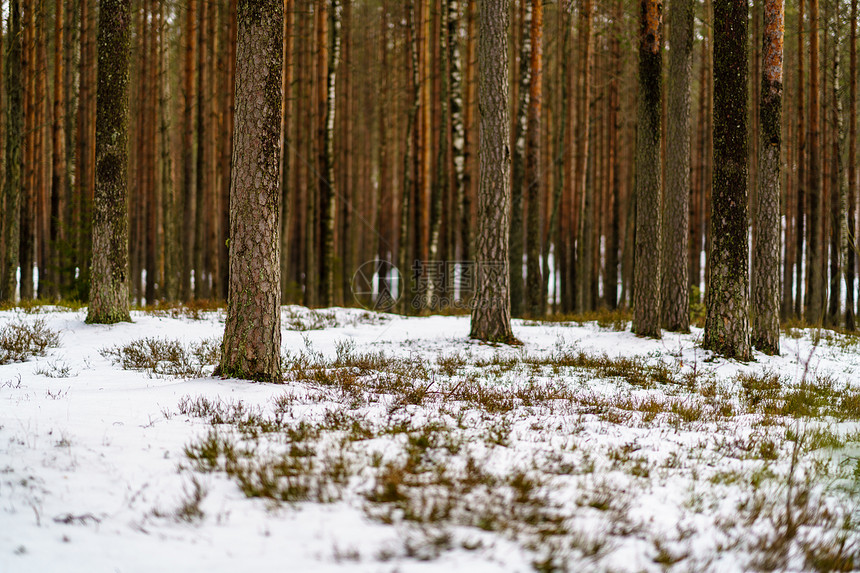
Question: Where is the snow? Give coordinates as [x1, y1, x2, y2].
[1, 306, 858, 572]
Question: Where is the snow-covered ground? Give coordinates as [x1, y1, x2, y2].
[1, 305, 858, 572]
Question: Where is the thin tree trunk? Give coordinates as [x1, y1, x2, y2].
[524, 0, 543, 317]
[1, 0, 23, 303]
[806, 0, 823, 323]
[847, 0, 857, 330]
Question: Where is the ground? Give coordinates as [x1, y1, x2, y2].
[0, 305, 858, 572]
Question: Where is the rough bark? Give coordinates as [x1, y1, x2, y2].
[704, 0, 750, 360]
[632, 0, 663, 339]
[470, 0, 515, 343]
[752, 0, 783, 354]
[662, 0, 694, 332]
[87, 0, 132, 324]
[217, 0, 283, 382]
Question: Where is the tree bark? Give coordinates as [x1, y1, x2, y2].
[87, 0, 132, 324]
[847, 0, 857, 330]
[217, 0, 283, 382]
[1, 0, 23, 303]
[806, 0, 823, 323]
[752, 0, 783, 354]
[662, 0, 694, 332]
[632, 0, 663, 339]
[704, 0, 750, 360]
[470, 0, 515, 343]
[524, 0, 543, 317]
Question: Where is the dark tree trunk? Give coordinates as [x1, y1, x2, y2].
[1, 0, 23, 303]
[87, 0, 132, 324]
[847, 0, 857, 330]
[470, 0, 515, 343]
[632, 0, 663, 339]
[524, 0, 543, 317]
[704, 0, 750, 360]
[217, 0, 283, 382]
[806, 0, 823, 323]
[662, 0, 694, 332]
[752, 0, 783, 354]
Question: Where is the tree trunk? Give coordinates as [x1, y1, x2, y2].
[704, 0, 750, 360]
[217, 0, 283, 382]
[319, 0, 341, 308]
[470, 0, 515, 343]
[752, 0, 783, 354]
[181, 0, 197, 301]
[524, 0, 543, 317]
[87, 0, 132, 324]
[794, 0, 805, 318]
[806, 0, 823, 323]
[632, 0, 663, 339]
[509, 0, 529, 317]
[662, 0, 693, 332]
[847, 0, 857, 330]
[1, 0, 23, 303]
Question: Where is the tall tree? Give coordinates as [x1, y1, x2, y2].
[1, 0, 23, 303]
[217, 0, 283, 381]
[662, 0, 694, 332]
[470, 0, 515, 343]
[806, 0, 823, 323]
[87, 0, 132, 324]
[524, 0, 543, 317]
[752, 0, 783, 354]
[704, 0, 750, 359]
[847, 0, 857, 331]
[632, 0, 663, 338]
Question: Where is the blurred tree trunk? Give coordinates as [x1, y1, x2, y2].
[1, 0, 23, 303]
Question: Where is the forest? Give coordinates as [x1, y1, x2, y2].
[0, 0, 856, 355]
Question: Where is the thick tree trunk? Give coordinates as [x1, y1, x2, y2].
[662, 0, 693, 332]
[632, 0, 663, 339]
[470, 0, 515, 343]
[217, 0, 283, 382]
[704, 0, 750, 360]
[752, 0, 783, 354]
[87, 0, 132, 324]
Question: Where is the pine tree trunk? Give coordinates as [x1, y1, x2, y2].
[806, 0, 823, 323]
[605, 0, 621, 310]
[794, 0, 805, 318]
[662, 0, 693, 332]
[632, 0, 663, 339]
[217, 0, 283, 382]
[704, 0, 750, 360]
[828, 9, 844, 327]
[1, 0, 23, 303]
[524, 0, 543, 317]
[752, 0, 783, 354]
[47, 0, 67, 301]
[509, 0, 529, 317]
[470, 0, 515, 343]
[320, 0, 341, 308]
[847, 0, 857, 330]
[87, 0, 132, 324]
[181, 0, 197, 301]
